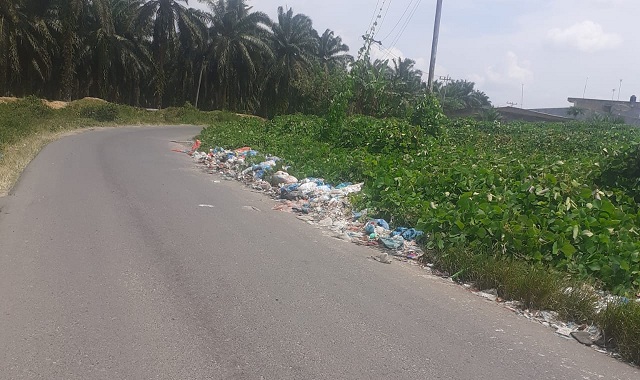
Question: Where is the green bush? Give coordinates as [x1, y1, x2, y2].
[79, 103, 119, 121]
[329, 115, 429, 154]
[409, 94, 446, 136]
[0, 97, 52, 147]
[595, 143, 640, 202]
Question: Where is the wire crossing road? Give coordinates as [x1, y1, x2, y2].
[0, 126, 637, 379]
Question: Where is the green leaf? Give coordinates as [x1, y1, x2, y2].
[560, 242, 576, 257]
[620, 260, 630, 271]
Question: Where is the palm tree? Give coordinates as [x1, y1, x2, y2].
[435, 79, 491, 112]
[136, 0, 205, 108]
[202, 0, 273, 111]
[88, 0, 152, 103]
[0, 0, 55, 96]
[317, 29, 352, 71]
[266, 6, 319, 113]
[390, 57, 424, 98]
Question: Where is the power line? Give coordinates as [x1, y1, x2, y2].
[374, 0, 394, 38]
[381, 0, 416, 42]
[387, 0, 422, 52]
[366, 0, 382, 34]
[378, 44, 402, 60]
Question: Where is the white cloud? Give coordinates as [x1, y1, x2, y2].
[505, 52, 533, 83]
[468, 73, 486, 86]
[369, 44, 404, 63]
[482, 51, 533, 85]
[548, 20, 622, 53]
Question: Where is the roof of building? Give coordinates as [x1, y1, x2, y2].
[496, 106, 573, 122]
[568, 97, 636, 104]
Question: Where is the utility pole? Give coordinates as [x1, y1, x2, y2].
[612, 89, 616, 100]
[583, 77, 588, 98]
[618, 79, 622, 101]
[438, 75, 452, 102]
[195, 58, 206, 109]
[427, 0, 444, 93]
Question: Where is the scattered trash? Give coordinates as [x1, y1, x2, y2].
[555, 326, 573, 338]
[373, 252, 392, 264]
[199, 204, 215, 208]
[271, 171, 298, 186]
[391, 227, 424, 241]
[373, 219, 390, 230]
[171, 139, 202, 155]
[380, 235, 405, 250]
[318, 217, 333, 227]
[182, 144, 427, 269]
[477, 291, 498, 302]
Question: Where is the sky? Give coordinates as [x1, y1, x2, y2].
[192, 0, 640, 109]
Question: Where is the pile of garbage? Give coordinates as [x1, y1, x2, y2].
[189, 144, 425, 261]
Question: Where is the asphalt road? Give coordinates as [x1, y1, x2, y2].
[0, 126, 638, 380]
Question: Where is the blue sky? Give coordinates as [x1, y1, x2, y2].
[193, 0, 640, 109]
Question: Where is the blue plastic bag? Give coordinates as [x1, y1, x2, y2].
[374, 219, 390, 230]
[391, 227, 424, 241]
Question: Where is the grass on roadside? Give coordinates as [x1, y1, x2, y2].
[597, 300, 640, 364]
[425, 246, 639, 364]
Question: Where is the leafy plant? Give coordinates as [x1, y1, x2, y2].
[79, 103, 119, 121]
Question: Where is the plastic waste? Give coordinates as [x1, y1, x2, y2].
[281, 183, 300, 194]
[271, 171, 298, 185]
[391, 227, 424, 241]
[373, 219, 390, 230]
[380, 235, 405, 250]
[298, 182, 318, 194]
[316, 185, 333, 193]
[302, 177, 325, 186]
[234, 146, 252, 155]
[364, 221, 377, 234]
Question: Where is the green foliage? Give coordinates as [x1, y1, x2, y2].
[595, 143, 640, 202]
[567, 106, 585, 118]
[588, 113, 626, 124]
[434, 79, 492, 112]
[409, 94, 446, 136]
[78, 103, 119, 121]
[0, 97, 52, 147]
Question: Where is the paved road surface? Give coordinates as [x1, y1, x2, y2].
[1, 126, 638, 379]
